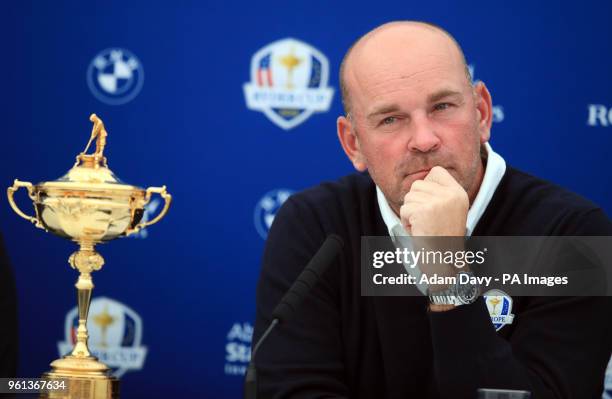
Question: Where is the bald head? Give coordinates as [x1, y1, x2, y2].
[339, 21, 472, 116]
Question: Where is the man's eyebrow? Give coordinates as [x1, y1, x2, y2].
[366, 104, 401, 120]
[366, 90, 464, 119]
[427, 89, 463, 104]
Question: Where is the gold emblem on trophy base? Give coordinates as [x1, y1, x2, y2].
[8, 114, 172, 398]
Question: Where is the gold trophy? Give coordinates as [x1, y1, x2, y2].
[7, 114, 172, 398]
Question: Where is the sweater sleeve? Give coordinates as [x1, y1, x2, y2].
[429, 296, 611, 399]
[253, 196, 349, 398]
[429, 208, 612, 399]
[0, 233, 18, 377]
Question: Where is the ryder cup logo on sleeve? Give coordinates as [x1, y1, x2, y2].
[243, 38, 334, 130]
[87, 48, 144, 105]
[483, 289, 515, 331]
[58, 297, 147, 378]
[224, 322, 253, 376]
[254, 189, 294, 239]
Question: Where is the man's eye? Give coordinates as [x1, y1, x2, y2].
[381, 116, 397, 125]
[433, 103, 452, 111]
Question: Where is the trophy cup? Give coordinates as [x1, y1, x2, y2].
[7, 114, 172, 398]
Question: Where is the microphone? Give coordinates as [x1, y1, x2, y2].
[244, 234, 344, 399]
[271, 234, 344, 323]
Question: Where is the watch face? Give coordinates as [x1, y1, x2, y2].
[457, 272, 480, 304]
[460, 284, 480, 304]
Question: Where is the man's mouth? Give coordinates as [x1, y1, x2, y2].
[406, 168, 432, 179]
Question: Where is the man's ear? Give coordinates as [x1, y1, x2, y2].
[337, 116, 367, 171]
[473, 81, 493, 144]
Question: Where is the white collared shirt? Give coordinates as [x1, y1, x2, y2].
[375, 142, 507, 293]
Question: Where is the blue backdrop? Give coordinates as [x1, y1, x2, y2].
[2, 1, 611, 398]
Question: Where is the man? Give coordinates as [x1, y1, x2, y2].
[0, 231, 18, 377]
[253, 21, 612, 398]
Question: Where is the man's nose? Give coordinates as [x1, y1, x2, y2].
[407, 113, 441, 153]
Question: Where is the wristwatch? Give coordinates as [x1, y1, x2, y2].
[428, 271, 480, 306]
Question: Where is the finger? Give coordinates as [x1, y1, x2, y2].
[399, 202, 419, 224]
[409, 179, 440, 194]
[403, 191, 430, 205]
[424, 166, 460, 188]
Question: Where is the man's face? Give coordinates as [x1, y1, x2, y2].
[338, 25, 492, 213]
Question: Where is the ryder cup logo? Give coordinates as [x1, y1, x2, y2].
[243, 38, 334, 130]
[483, 289, 515, 331]
[58, 297, 147, 377]
[87, 48, 144, 105]
[254, 189, 294, 239]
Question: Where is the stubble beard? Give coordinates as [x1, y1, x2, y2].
[387, 143, 483, 212]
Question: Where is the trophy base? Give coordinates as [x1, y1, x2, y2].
[40, 357, 119, 399]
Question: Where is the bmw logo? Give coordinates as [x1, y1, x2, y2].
[254, 189, 294, 239]
[87, 48, 144, 105]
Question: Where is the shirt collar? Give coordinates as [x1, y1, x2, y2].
[376, 142, 507, 238]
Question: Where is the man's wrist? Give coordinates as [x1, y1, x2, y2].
[427, 271, 480, 308]
[429, 303, 456, 312]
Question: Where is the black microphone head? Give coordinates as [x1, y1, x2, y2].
[271, 234, 344, 324]
[271, 302, 293, 323]
[307, 234, 344, 276]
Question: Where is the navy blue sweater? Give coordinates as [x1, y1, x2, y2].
[253, 167, 612, 399]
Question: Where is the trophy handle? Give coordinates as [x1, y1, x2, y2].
[7, 180, 44, 229]
[126, 185, 172, 236]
